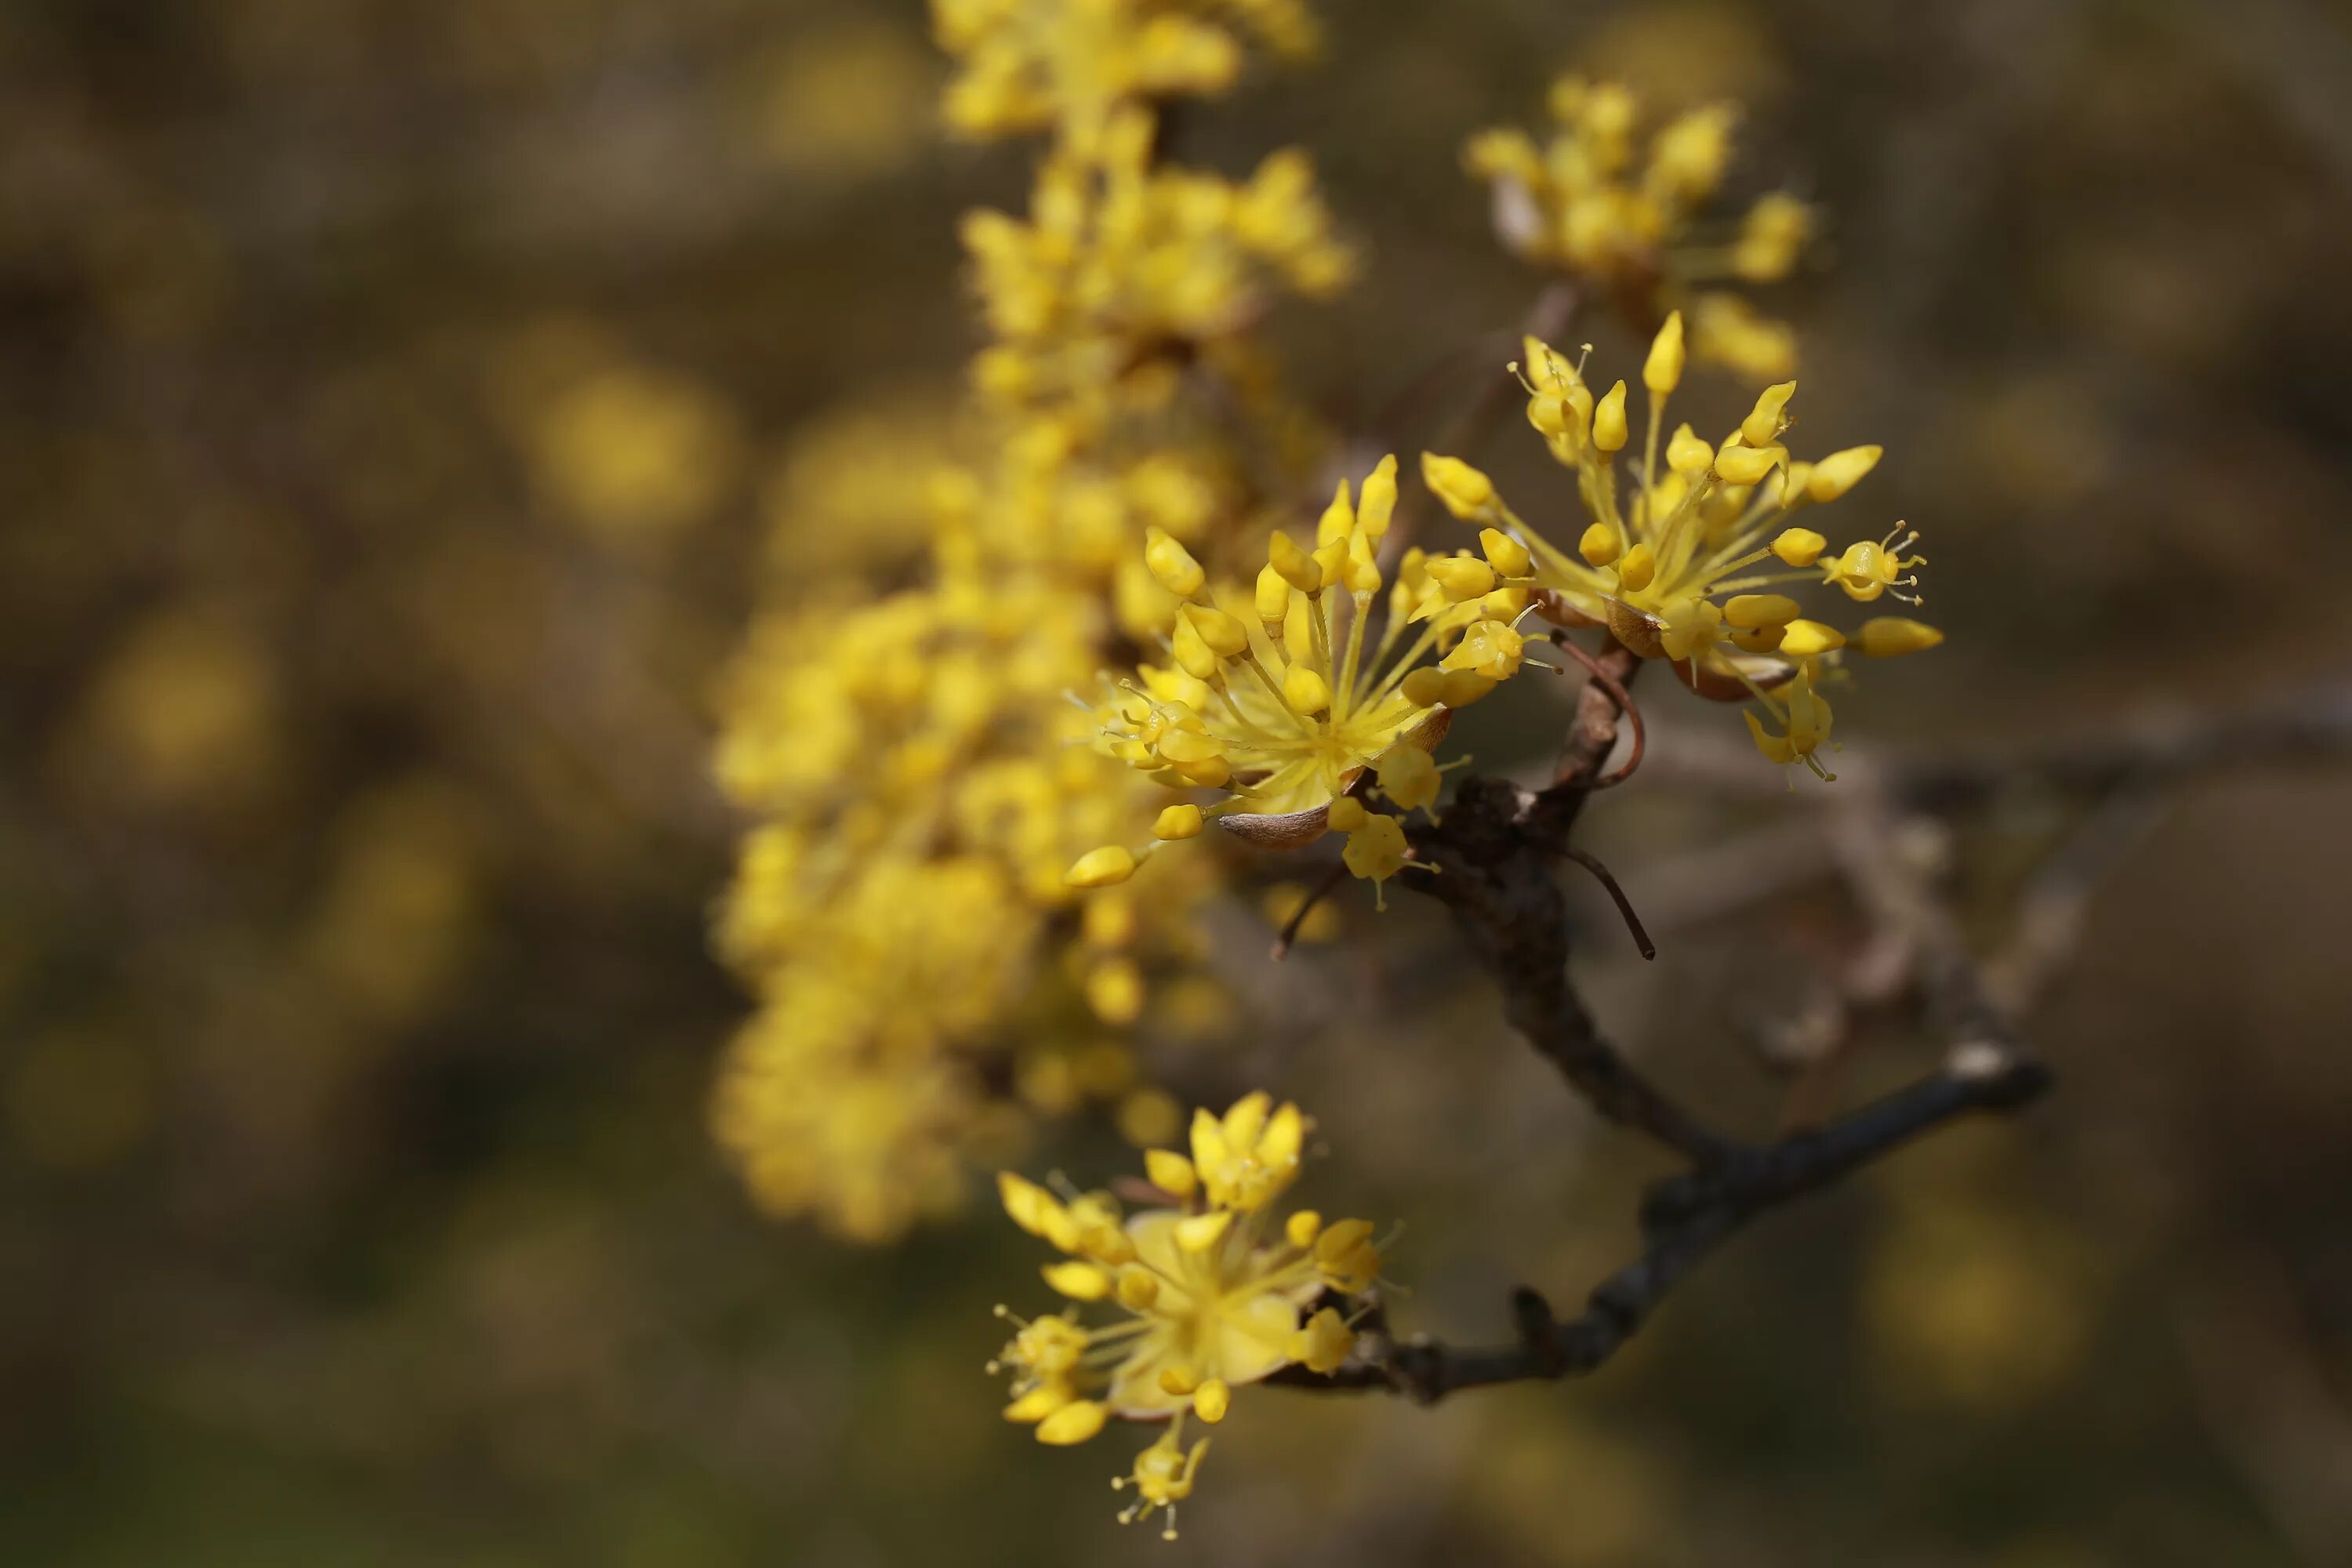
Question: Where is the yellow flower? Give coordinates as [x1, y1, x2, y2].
[1465, 75, 1810, 380]
[1416, 318, 1940, 782]
[1068, 453, 1524, 883]
[990, 1094, 1380, 1538]
[1743, 668, 1835, 779]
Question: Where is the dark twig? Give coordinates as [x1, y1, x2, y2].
[1545, 633, 1645, 789]
[1563, 847, 1656, 960]
[1286, 628, 2058, 1405]
[1270, 860, 1352, 961]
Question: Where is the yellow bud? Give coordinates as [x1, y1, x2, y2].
[1578, 521, 1623, 566]
[1192, 1379, 1230, 1424]
[1003, 1384, 1072, 1424]
[1479, 586, 1530, 622]
[1479, 528, 1533, 578]
[1285, 1209, 1323, 1248]
[1665, 423, 1714, 475]
[1772, 526, 1828, 566]
[1269, 530, 1323, 593]
[1283, 665, 1331, 715]
[1618, 542, 1656, 592]
[1358, 454, 1399, 539]
[1042, 1260, 1112, 1301]
[1255, 563, 1292, 629]
[1171, 614, 1221, 681]
[1116, 1266, 1161, 1310]
[1857, 617, 1944, 658]
[1439, 669, 1496, 708]
[1143, 527, 1203, 598]
[1173, 753, 1230, 787]
[1174, 1210, 1233, 1252]
[1153, 804, 1204, 840]
[1592, 380, 1629, 452]
[1312, 537, 1349, 590]
[1643, 310, 1685, 396]
[1731, 623, 1786, 653]
[1427, 556, 1497, 601]
[1144, 1148, 1197, 1198]
[1779, 619, 1847, 657]
[1316, 478, 1355, 546]
[1065, 846, 1138, 889]
[1157, 1364, 1200, 1397]
[1184, 604, 1249, 659]
[1740, 381, 1797, 447]
[1325, 796, 1368, 833]
[1399, 666, 1448, 707]
[1035, 1399, 1108, 1446]
[1343, 536, 1382, 595]
[997, 1171, 1065, 1240]
[1806, 445, 1882, 502]
[1714, 443, 1784, 486]
[1724, 593, 1801, 629]
[1420, 452, 1497, 520]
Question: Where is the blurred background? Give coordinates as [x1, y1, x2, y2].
[5, 0, 2352, 1563]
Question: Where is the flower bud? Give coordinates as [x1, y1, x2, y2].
[1643, 310, 1686, 396]
[1771, 527, 1828, 566]
[1724, 593, 1801, 629]
[1740, 381, 1797, 448]
[1714, 443, 1784, 486]
[1269, 529, 1323, 593]
[1479, 527, 1533, 578]
[1144, 526, 1203, 597]
[1420, 452, 1496, 520]
[1427, 556, 1497, 601]
[1592, 380, 1629, 452]
[1066, 846, 1138, 888]
[1857, 617, 1944, 658]
[1153, 804, 1204, 840]
[1806, 445, 1882, 502]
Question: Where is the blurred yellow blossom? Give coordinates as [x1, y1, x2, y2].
[713, 0, 1349, 1240]
[1466, 74, 1808, 379]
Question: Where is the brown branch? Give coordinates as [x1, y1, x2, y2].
[1276, 637, 2054, 1405]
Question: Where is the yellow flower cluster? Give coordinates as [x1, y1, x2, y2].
[938, 0, 1319, 147]
[712, 2, 1352, 1240]
[1063, 453, 1529, 906]
[1421, 312, 1941, 780]
[1465, 75, 1809, 381]
[964, 107, 1351, 416]
[991, 1093, 1380, 1539]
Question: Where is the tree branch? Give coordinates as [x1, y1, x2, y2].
[1278, 635, 2056, 1404]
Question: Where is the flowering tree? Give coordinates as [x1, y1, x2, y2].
[710, 0, 2122, 1537]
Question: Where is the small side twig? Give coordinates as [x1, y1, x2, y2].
[1270, 860, 1352, 961]
[1563, 847, 1656, 960]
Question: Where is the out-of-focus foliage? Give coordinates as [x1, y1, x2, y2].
[3, 1, 2351, 1566]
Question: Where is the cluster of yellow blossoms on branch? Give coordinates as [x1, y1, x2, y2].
[1468, 75, 1810, 382]
[1423, 309, 1940, 780]
[1065, 452, 1533, 905]
[712, 1, 1351, 1240]
[991, 1093, 1381, 1539]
